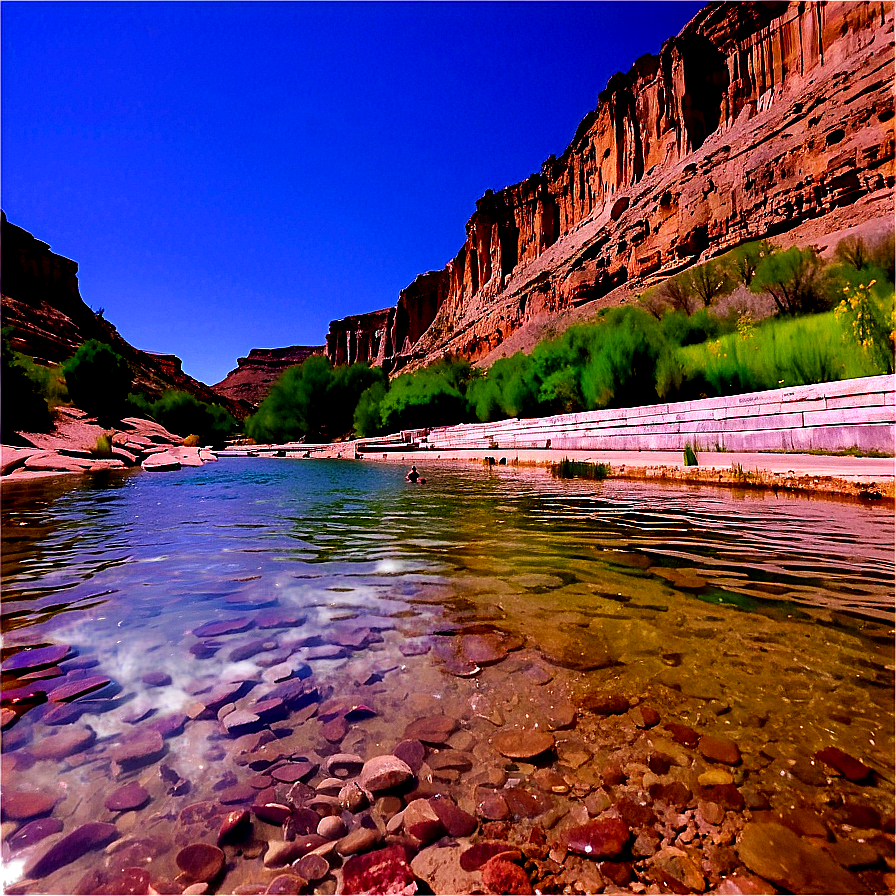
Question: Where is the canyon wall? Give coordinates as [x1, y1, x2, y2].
[213, 345, 325, 407]
[1, 212, 252, 418]
[326, 0, 894, 373]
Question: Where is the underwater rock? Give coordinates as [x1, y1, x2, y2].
[176, 843, 225, 882]
[404, 715, 458, 745]
[359, 755, 414, 792]
[699, 735, 741, 765]
[481, 856, 533, 895]
[566, 817, 631, 859]
[24, 822, 118, 878]
[493, 730, 554, 759]
[341, 844, 415, 895]
[2, 790, 58, 821]
[104, 782, 151, 812]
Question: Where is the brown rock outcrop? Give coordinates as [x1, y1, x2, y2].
[1, 213, 251, 418]
[213, 345, 325, 407]
[326, 1, 894, 373]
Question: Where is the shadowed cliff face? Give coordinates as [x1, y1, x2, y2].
[0, 212, 252, 419]
[326, 0, 895, 374]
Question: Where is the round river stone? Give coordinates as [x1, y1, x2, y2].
[176, 843, 226, 882]
[104, 782, 151, 812]
[359, 755, 413, 792]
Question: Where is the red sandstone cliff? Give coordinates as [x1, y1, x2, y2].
[326, 1, 895, 373]
[1, 212, 252, 419]
[213, 345, 325, 407]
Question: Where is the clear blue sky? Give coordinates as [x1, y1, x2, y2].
[2, 2, 704, 386]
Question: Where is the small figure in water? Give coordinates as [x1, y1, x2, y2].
[406, 465, 420, 483]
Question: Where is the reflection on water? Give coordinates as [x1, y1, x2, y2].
[1, 459, 893, 894]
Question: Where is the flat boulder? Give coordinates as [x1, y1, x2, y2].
[176, 843, 225, 882]
[2, 644, 71, 673]
[404, 715, 458, 745]
[31, 725, 96, 760]
[815, 746, 874, 783]
[105, 782, 151, 812]
[47, 674, 111, 702]
[24, 822, 118, 878]
[2, 791, 58, 821]
[142, 452, 181, 472]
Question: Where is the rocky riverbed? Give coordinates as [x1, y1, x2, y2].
[2, 597, 893, 895]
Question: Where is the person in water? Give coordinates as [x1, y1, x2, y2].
[406, 465, 419, 483]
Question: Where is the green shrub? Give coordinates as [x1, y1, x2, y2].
[676, 311, 884, 397]
[91, 434, 113, 457]
[1, 328, 52, 434]
[834, 276, 894, 375]
[659, 308, 723, 347]
[579, 307, 670, 409]
[62, 340, 132, 422]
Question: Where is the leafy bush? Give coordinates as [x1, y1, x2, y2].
[62, 340, 132, 422]
[659, 308, 724, 347]
[579, 307, 671, 409]
[467, 353, 541, 422]
[91, 434, 113, 457]
[1, 328, 52, 434]
[150, 390, 238, 446]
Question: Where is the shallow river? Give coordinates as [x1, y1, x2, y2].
[2, 459, 894, 895]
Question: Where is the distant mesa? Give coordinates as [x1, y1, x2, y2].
[213, 345, 325, 408]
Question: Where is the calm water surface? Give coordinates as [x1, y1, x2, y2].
[1, 459, 894, 893]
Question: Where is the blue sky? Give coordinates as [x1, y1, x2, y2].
[2, 2, 704, 386]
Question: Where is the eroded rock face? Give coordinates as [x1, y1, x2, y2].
[326, 1, 894, 373]
[0, 213, 249, 419]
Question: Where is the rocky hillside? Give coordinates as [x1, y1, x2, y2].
[326, 0, 894, 374]
[1, 212, 252, 419]
[213, 345, 324, 407]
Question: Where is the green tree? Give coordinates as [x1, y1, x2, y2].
[751, 246, 831, 316]
[150, 390, 238, 445]
[246, 357, 386, 442]
[62, 340, 132, 422]
[726, 239, 774, 287]
[378, 357, 473, 432]
[353, 381, 388, 436]
[686, 259, 733, 308]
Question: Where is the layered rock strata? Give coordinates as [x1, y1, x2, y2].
[326, 1, 894, 373]
[213, 345, 325, 407]
[1, 213, 251, 418]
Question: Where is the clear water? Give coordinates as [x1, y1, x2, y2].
[2, 459, 894, 893]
